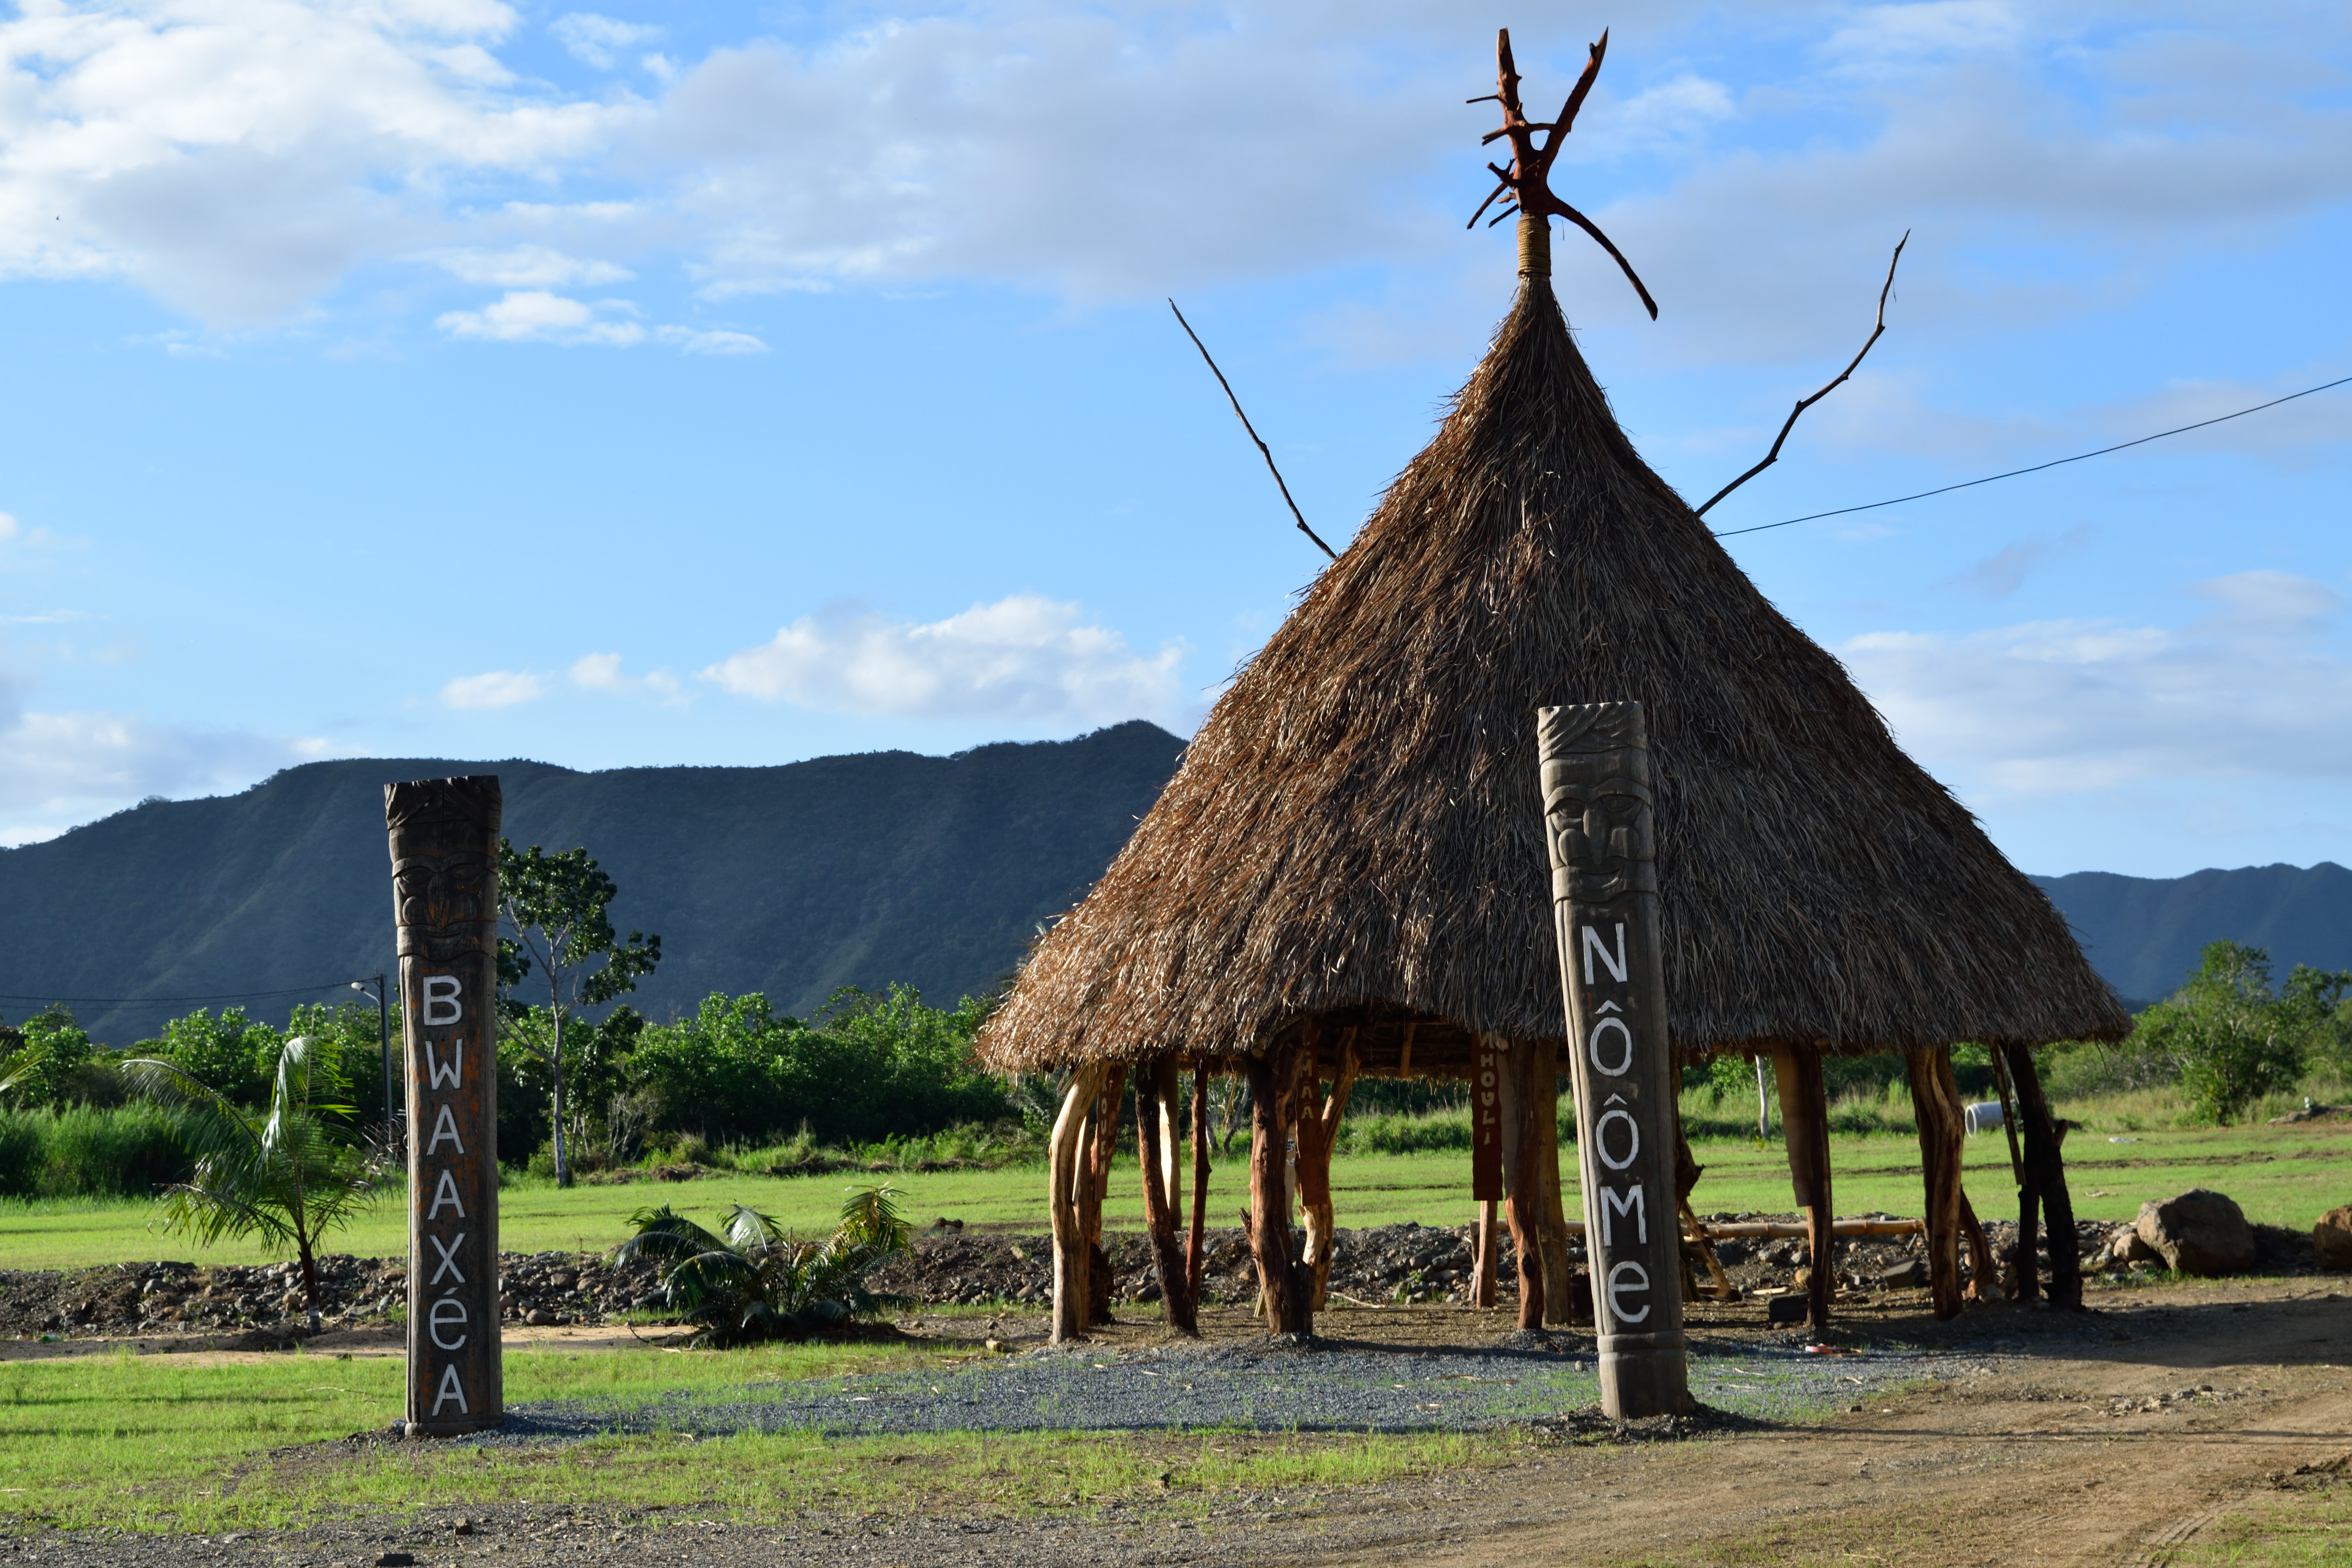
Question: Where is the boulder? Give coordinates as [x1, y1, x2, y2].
[2316, 1206, 2352, 1273]
[2135, 1191, 2256, 1276]
[2109, 1226, 2159, 1264]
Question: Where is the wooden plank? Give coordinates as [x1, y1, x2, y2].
[1470, 1036, 1504, 1201]
[386, 775, 503, 1437]
[1541, 702, 1691, 1417]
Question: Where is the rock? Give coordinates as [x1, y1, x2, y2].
[377, 1554, 416, 1567]
[1766, 1294, 1809, 1326]
[2315, 1207, 2352, 1272]
[2136, 1191, 2256, 1276]
[2109, 1226, 2160, 1264]
[1877, 1258, 1927, 1289]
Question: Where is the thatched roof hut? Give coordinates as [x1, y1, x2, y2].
[991, 29, 2125, 1343]
[979, 251, 2127, 1083]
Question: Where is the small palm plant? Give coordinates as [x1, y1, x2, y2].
[123, 1035, 381, 1309]
[618, 1184, 911, 1347]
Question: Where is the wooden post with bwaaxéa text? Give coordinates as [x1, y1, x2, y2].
[387, 776, 504, 1436]
[1540, 703, 1691, 1420]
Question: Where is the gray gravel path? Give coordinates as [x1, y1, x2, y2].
[492, 1335, 1971, 1442]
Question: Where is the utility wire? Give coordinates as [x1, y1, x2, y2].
[0, 981, 376, 1009]
[1711, 371, 2352, 539]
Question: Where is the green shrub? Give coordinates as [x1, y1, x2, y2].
[2132, 942, 2337, 1124]
[0, 1103, 202, 1198]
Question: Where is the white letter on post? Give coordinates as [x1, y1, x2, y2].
[1601, 1184, 1647, 1245]
[428, 1231, 467, 1286]
[1605, 1260, 1652, 1325]
[427, 1102, 465, 1156]
[429, 1168, 465, 1219]
[1581, 922, 1628, 985]
[432, 1362, 469, 1416]
[422, 976, 463, 1027]
[424, 1037, 463, 1089]
[429, 1297, 469, 1351]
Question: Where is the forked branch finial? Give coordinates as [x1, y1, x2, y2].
[1467, 27, 1658, 319]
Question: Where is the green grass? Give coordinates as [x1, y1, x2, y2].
[4, 1094, 2344, 1273]
[0, 1344, 1500, 1534]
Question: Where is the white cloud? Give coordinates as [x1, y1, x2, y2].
[0, 0, 633, 325]
[0, 513, 15, 541]
[1843, 571, 2352, 796]
[702, 593, 1184, 724]
[653, 324, 767, 355]
[1945, 523, 2094, 598]
[570, 651, 679, 697]
[425, 244, 632, 287]
[440, 668, 543, 708]
[0, 680, 296, 846]
[435, 290, 764, 351]
[436, 290, 644, 345]
[551, 13, 659, 71]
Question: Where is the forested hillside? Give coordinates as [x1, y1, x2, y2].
[0, 722, 1185, 1043]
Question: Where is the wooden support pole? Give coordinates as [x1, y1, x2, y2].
[1473, 1199, 1499, 1307]
[1496, 1034, 1546, 1330]
[1082, 1065, 1124, 1326]
[1530, 1040, 1576, 1325]
[1959, 1191, 1996, 1302]
[2003, 1042, 2082, 1308]
[1243, 1039, 1310, 1335]
[1905, 1046, 1967, 1320]
[388, 775, 504, 1437]
[1292, 1029, 1358, 1312]
[1671, 1091, 1731, 1301]
[1187, 1062, 1210, 1303]
[1048, 1063, 1107, 1345]
[1772, 1043, 1834, 1332]
[1136, 1057, 1198, 1334]
[1543, 703, 1690, 1416]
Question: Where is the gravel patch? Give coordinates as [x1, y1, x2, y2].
[490, 1334, 1967, 1442]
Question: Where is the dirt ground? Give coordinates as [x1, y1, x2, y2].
[20, 1277, 2352, 1566]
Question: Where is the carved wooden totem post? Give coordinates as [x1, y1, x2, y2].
[1540, 703, 1691, 1420]
[387, 776, 503, 1436]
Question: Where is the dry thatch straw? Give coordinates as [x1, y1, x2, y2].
[978, 264, 2129, 1080]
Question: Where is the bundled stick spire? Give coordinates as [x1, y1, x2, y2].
[1468, 28, 1657, 319]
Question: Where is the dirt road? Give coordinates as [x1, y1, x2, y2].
[30, 1279, 2351, 1566]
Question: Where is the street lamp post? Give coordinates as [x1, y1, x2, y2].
[352, 975, 394, 1152]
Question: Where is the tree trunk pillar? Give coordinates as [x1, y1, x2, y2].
[387, 775, 504, 1437]
[1773, 1043, 1834, 1332]
[1048, 1063, 1108, 1344]
[1530, 1040, 1576, 1325]
[1496, 1034, 1546, 1330]
[1187, 1062, 1210, 1303]
[1243, 1039, 1309, 1336]
[2004, 1043, 2081, 1308]
[1293, 1030, 1357, 1312]
[1473, 1199, 1500, 1307]
[1906, 1046, 1967, 1320]
[1136, 1057, 1198, 1334]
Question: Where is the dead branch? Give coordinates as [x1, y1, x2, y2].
[1169, 299, 1338, 562]
[1695, 232, 1909, 518]
[1469, 28, 1657, 319]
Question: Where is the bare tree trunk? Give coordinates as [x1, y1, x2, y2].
[1136, 1057, 1198, 1334]
[549, 994, 572, 1189]
[1049, 1064, 1107, 1345]
[2004, 1043, 2082, 1308]
[1243, 1040, 1308, 1336]
[1497, 1036, 1546, 1330]
[1906, 1046, 1967, 1320]
[1773, 1044, 1833, 1332]
[1292, 1030, 1357, 1312]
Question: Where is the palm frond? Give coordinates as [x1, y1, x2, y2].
[722, 1203, 785, 1252]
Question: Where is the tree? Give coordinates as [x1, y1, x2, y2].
[2133, 941, 2328, 1123]
[0, 1007, 96, 1108]
[496, 840, 660, 1188]
[123, 1034, 379, 1307]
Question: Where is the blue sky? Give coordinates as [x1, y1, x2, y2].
[0, 1, 2345, 880]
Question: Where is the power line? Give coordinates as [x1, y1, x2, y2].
[0, 980, 376, 1010]
[1710, 370, 2352, 539]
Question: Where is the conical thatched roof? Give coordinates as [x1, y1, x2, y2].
[978, 271, 2129, 1078]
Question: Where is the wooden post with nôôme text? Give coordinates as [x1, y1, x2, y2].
[387, 775, 503, 1437]
[1540, 703, 1691, 1420]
